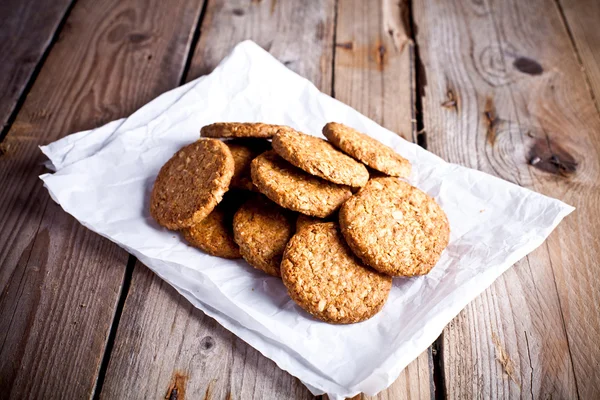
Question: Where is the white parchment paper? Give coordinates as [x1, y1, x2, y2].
[39, 41, 574, 399]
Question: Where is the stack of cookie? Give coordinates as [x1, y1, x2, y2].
[150, 122, 449, 324]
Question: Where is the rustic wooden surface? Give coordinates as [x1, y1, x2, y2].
[414, 0, 600, 398]
[1, 0, 599, 398]
[558, 0, 600, 111]
[0, 0, 74, 134]
[0, 0, 206, 397]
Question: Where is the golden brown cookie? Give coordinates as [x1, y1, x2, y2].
[150, 139, 234, 229]
[281, 222, 392, 324]
[182, 201, 241, 259]
[295, 212, 338, 232]
[322, 122, 412, 178]
[251, 151, 352, 218]
[339, 177, 450, 276]
[201, 122, 291, 139]
[272, 129, 369, 187]
[227, 139, 271, 191]
[295, 214, 325, 232]
[233, 196, 296, 277]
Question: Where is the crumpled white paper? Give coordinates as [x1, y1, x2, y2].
[40, 40, 574, 399]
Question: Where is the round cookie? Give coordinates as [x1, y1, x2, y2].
[182, 202, 241, 259]
[227, 139, 271, 191]
[322, 122, 412, 178]
[150, 139, 234, 229]
[251, 151, 352, 218]
[201, 122, 291, 139]
[233, 196, 296, 277]
[272, 129, 369, 187]
[339, 177, 450, 276]
[281, 222, 392, 324]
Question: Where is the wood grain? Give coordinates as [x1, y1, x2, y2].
[558, 0, 600, 113]
[414, 0, 600, 397]
[100, 0, 335, 398]
[101, 267, 316, 400]
[0, 0, 206, 397]
[0, 0, 73, 133]
[333, 1, 433, 398]
[187, 0, 334, 90]
[335, 0, 415, 142]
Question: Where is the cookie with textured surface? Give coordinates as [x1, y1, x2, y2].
[295, 214, 326, 232]
[233, 195, 296, 277]
[227, 139, 271, 191]
[201, 122, 291, 139]
[339, 177, 450, 276]
[251, 151, 352, 218]
[150, 139, 234, 229]
[182, 198, 241, 259]
[272, 128, 369, 187]
[323, 122, 411, 178]
[281, 222, 392, 324]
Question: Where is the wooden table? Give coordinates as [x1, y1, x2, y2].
[1, 0, 599, 398]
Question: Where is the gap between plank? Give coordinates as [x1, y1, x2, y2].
[179, 0, 211, 84]
[552, 0, 600, 117]
[431, 337, 447, 400]
[91, 1, 212, 397]
[406, 0, 444, 398]
[91, 255, 136, 400]
[330, 0, 340, 98]
[406, 0, 426, 149]
[545, 241, 581, 400]
[0, 0, 79, 144]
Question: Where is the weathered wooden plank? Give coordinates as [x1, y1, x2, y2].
[558, 0, 600, 112]
[0, 0, 74, 134]
[414, 0, 600, 397]
[334, 1, 432, 399]
[0, 0, 207, 397]
[348, 350, 433, 400]
[187, 0, 334, 89]
[334, 0, 415, 142]
[100, 1, 335, 398]
[101, 266, 316, 400]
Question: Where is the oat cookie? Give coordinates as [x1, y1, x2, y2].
[251, 151, 352, 218]
[295, 212, 338, 232]
[182, 199, 241, 259]
[295, 214, 325, 232]
[272, 129, 369, 187]
[281, 222, 392, 324]
[339, 177, 450, 276]
[201, 122, 291, 139]
[323, 122, 412, 178]
[150, 139, 234, 229]
[227, 139, 271, 191]
[233, 196, 296, 277]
